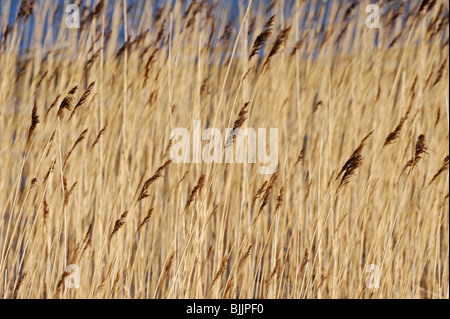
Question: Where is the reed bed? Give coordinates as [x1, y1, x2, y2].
[0, 0, 448, 299]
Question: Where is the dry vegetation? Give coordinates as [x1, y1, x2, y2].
[0, 0, 448, 299]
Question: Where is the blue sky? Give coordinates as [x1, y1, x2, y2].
[2, 0, 295, 53]
[1, 0, 417, 55]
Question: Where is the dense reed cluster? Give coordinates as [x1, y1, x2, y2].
[0, 0, 448, 299]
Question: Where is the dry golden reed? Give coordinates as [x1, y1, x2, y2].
[184, 174, 206, 211]
[17, 0, 35, 22]
[26, 101, 39, 152]
[264, 26, 291, 69]
[209, 256, 229, 291]
[63, 129, 88, 170]
[90, 124, 108, 150]
[135, 208, 154, 236]
[68, 82, 95, 122]
[336, 132, 372, 190]
[0, 0, 448, 300]
[383, 117, 407, 148]
[109, 211, 129, 244]
[249, 15, 275, 61]
[259, 172, 278, 214]
[138, 160, 172, 201]
[57, 86, 78, 117]
[428, 155, 449, 186]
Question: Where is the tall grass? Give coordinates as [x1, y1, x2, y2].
[0, 0, 448, 299]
